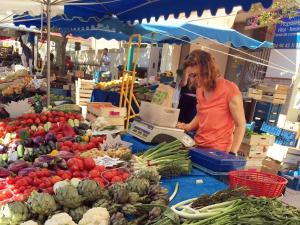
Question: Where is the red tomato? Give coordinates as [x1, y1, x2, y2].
[111, 176, 123, 184]
[103, 172, 114, 181]
[69, 165, 79, 172]
[36, 170, 45, 178]
[6, 176, 15, 185]
[60, 146, 70, 152]
[78, 144, 86, 152]
[89, 169, 100, 178]
[0, 182, 6, 190]
[33, 178, 42, 186]
[35, 118, 41, 124]
[41, 115, 47, 122]
[93, 178, 105, 187]
[24, 188, 33, 196]
[27, 119, 33, 124]
[86, 142, 95, 150]
[44, 187, 54, 194]
[64, 141, 73, 147]
[51, 176, 63, 184]
[62, 172, 72, 180]
[28, 172, 36, 179]
[95, 165, 106, 173]
[80, 170, 88, 178]
[13, 194, 26, 202]
[73, 171, 82, 178]
[83, 158, 96, 171]
[41, 168, 51, 177]
[122, 173, 129, 180]
[57, 133, 63, 140]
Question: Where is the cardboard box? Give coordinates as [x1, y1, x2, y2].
[238, 143, 266, 158]
[243, 134, 275, 146]
[75, 70, 84, 78]
[87, 102, 126, 118]
[262, 157, 282, 171]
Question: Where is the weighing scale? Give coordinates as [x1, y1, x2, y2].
[128, 118, 195, 147]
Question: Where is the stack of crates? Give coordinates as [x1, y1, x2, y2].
[253, 101, 281, 132]
[260, 122, 298, 147]
[239, 134, 275, 171]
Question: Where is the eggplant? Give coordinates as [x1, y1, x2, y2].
[0, 167, 12, 177]
[79, 123, 90, 130]
[57, 158, 67, 169]
[45, 132, 57, 143]
[74, 127, 86, 136]
[0, 145, 8, 154]
[58, 151, 75, 160]
[8, 160, 28, 173]
[23, 138, 34, 147]
[18, 166, 36, 176]
[33, 136, 45, 146]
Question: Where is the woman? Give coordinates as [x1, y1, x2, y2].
[178, 75, 197, 124]
[177, 50, 245, 154]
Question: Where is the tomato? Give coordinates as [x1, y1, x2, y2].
[56, 169, 65, 177]
[24, 176, 33, 184]
[36, 170, 44, 178]
[0, 183, 6, 190]
[83, 158, 96, 171]
[80, 170, 88, 178]
[103, 171, 114, 181]
[69, 165, 79, 172]
[48, 117, 54, 123]
[86, 142, 95, 150]
[24, 188, 33, 196]
[39, 182, 47, 189]
[6, 176, 15, 185]
[62, 172, 72, 180]
[64, 140, 73, 147]
[73, 171, 82, 178]
[72, 142, 79, 151]
[41, 115, 47, 122]
[78, 144, 86, 152]
[111, 176, 123, 184]
[33, 178, 42, 186]
[15, 179, 29, 187]
[122, 173, 129, 181]
[58, 111, 65, 117]
[4, 190, 13, 199]
[28, 172, 37, 179]
[93, 177, 105, 187]
[51, 176, 63, 184]
[57, 133, 63, 140]
[95, 165, 106, 173]
[13, 194, 26, 202]
[41, 168, 51, 177]
[47, 112, 53, 117]
[89, 169, 100, 178]
[35, 118, 41, 124]
[44, 187, 54, 194]
[12, 188, 21, 194]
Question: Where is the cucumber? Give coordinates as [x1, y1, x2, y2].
[17, 145, 24, 158]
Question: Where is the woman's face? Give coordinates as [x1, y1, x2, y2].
[185, 65, 202, 88]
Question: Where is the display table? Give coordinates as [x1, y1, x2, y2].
[122, 133, 228, 206]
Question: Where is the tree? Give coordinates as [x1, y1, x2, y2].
[251, 0, 299, 27]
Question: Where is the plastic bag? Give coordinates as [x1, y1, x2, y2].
[151, 84, 175, 107]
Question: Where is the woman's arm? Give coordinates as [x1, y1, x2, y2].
[177, 115, 199, 132]
[229, 95, 246, 154]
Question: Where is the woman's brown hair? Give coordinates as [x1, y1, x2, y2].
[183, 50, 220, 91]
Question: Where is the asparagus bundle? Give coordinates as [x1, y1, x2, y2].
[134, 140, 192, 177]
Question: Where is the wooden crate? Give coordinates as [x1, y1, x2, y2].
[238, 143, 266, 158]
[243, 134, 275, 146]
[248, 84, 288, 104]
[75, 79, 94, 106]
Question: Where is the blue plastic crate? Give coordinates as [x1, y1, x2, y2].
[50, 88, 71, 97]
[260, 122, 282, 136]
[189, 148, 246, 172]
[278, 171, 300, 191]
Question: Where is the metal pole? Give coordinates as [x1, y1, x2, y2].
[46, 0, 51, 107]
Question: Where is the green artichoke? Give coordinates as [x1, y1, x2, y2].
[109, 183, 129, 204]
[77, 179, 103, 202]
[135, 167, 161, 184]
[127, 178, 150, 196]
[93, 199, 120, 214]
[0, 202, 30, 225]
[69, 205, 89, 223]
[55, 184, 84, 209]
[27, 191, 57, 216]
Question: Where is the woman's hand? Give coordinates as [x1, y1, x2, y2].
[177, 122, 189, 131]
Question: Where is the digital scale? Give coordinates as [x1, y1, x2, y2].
[128, 118, 195, 147]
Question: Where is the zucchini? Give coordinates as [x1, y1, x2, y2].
[17, 145, 24, 158]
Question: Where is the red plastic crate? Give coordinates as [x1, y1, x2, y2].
[229, 170, 287, 198]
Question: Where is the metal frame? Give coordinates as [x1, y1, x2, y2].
[119, 34, 142, 131]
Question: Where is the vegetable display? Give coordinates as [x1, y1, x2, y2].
[134, 140, 192, 177]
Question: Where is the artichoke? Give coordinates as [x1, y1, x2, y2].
[110, 212, 128, 225]
[77, 179, 103, 202]
[135, 167, 161, 184]
[128, 192, 141, 204]
[109, 183, 129, 204]
[93, 199, 120, 215]
[0, 202, 30, 225]
[27, 191, 57, 216]
[55, 184, 84, 209]
[69, 206, 89, 223]
[127, 178, 150, 196]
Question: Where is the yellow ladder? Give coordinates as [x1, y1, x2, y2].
[119, 34, 142, 131]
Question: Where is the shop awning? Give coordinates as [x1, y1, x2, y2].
[14, 16, 273, 49]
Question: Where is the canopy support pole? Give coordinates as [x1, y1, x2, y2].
[46, 0, 51, 107]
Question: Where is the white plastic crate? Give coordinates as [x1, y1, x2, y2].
[139, 101, 179, 128]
